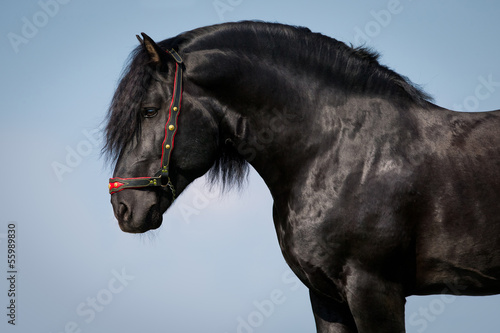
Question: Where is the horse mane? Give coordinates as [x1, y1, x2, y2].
[206, 140, 249, 191]
[182, 21, 432, 104]
[103, 21, 432, 190]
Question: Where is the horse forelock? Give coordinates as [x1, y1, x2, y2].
[103, 45, 155, 163]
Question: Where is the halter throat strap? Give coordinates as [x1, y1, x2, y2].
[109, 49, 183, 199]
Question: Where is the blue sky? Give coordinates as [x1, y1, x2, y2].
[1, 1, 500, 332]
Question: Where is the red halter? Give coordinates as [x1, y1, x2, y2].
[108, 49, 184, 200]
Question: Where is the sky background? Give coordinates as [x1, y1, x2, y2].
[1, 0, 500, 332]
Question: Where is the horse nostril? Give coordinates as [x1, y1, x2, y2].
[117, 202, 131, 222]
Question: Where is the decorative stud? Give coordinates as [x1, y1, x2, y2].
[169, 125, 175, 131]
[173, 107, 178, 112]
[109, 181, 123, 190]
[165, 144, 171, 149]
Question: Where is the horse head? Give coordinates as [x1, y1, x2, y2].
[105, 33, 221, 233]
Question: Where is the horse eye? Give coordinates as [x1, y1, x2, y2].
[142, 107, 159, 118]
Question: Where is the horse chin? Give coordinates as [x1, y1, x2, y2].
[111, 190, 167, 234]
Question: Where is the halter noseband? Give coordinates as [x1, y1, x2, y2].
[108, 49, 184, 200]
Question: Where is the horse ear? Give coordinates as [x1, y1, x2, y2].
[136, 34, 145, 47]
[139, 32, 168, 66]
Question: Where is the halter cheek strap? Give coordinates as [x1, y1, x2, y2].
[108, 49, 183, 200]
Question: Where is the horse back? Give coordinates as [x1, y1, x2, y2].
[413, 108, 500, 295]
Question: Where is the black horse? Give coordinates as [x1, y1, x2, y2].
[103, 21, 500, 332]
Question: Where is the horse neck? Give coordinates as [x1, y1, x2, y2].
[185, 47, 426, 198]
[188, 55, 330, 196]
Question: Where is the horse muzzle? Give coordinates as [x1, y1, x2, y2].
[111, 189, 164, 233]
